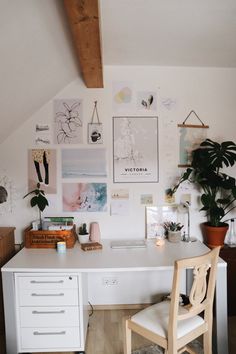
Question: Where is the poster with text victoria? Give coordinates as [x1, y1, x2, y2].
[113, 116, 158, 183]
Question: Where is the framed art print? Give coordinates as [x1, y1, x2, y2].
[113, 116, 158, 183]
[146, 205, 179, 239]
[88, 123, 103, 144]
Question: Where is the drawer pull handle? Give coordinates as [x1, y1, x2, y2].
[30, 280, 64, 284]
[32, 310, 65, 314]
[31, 293, 64, 297]
[33, 330, 66, 336]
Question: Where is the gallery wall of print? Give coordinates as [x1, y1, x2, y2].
[1, 65, 235, 243]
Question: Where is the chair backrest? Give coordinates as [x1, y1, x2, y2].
[168, 246, 220, 337]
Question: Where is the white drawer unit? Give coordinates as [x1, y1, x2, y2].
[18, 288, 79, 306]
[20, 327, 81, 350]
[19, 306, 79, 327]
[15, 273, 88, 353]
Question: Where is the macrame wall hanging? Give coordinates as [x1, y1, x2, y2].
[88, 101, 103, 144]
[178, 110, 209, 167]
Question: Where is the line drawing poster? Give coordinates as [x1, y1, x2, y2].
[53, 99, 83, 144]
[113, 116, 158, 183]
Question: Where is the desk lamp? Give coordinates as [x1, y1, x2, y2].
[179, 201, 197, 242]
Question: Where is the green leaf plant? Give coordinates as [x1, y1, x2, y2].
[23, 183, 49, 227]
[169, 139, 236, 227]
[78, 223, 88, 235]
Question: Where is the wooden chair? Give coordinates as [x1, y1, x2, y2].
[124, 246, 220, 354]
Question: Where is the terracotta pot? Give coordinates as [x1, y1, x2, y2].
[202, 222, 229, 248]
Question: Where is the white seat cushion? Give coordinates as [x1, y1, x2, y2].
[131, 301, 204, 339]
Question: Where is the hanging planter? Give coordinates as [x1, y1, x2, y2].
[88, 101, 103, 144]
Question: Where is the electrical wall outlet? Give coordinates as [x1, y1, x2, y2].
[102, 277, 118, 286]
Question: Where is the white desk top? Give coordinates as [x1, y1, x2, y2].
[2, 240, 226, 273]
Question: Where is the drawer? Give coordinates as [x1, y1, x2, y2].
[20, 327, 80, 350]
[18, 288, 78, 306]
[19, 306, 80, 327]
[17, 275, 78, 290]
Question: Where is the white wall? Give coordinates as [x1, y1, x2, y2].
[0, 65, 236, 304]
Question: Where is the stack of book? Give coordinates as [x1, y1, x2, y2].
[42, 217, 74, 231]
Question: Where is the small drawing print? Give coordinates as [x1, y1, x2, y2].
[137, 91, 157, 111]
[88, 123, 103, 144]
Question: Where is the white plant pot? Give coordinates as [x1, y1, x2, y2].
[78, 234, 90, 244]
[168, 231, 182, 243]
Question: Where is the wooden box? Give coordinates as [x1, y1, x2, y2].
[24, 225, 77, 249]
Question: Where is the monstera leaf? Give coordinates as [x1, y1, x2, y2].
[170, 138, 236, 226]
[200, 139, 236, 169]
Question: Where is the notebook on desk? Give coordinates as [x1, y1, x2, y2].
[111, 239, 147, 249]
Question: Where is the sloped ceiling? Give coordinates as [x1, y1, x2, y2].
[1, 0, 236, 144]
[0, 0, 79, 144]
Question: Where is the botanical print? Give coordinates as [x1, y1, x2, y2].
[61, 148, 107, 178]
[113, 116, 158, 183]
[179, 126, 207, 166]
[53, 99, 83, 144]
[62, 183, 107, 212]
[112, 81, 133, 112]
[28, 149, 57, 194]
[137, 91, 157, 111]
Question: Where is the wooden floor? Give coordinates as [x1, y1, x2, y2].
[86, 309, 151, 354]
[1, 310, 236, 354]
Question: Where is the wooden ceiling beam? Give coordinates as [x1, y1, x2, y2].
[64, 0, 103, 88]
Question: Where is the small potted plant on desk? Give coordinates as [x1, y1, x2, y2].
[169, 138, 236, 248]
[163, 221, 184, 243]
[78, 223, 90, 244]
[23, 183, 49, 230]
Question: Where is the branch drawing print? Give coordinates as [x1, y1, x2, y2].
[54, 99, 83, 144]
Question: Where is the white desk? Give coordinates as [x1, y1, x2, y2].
[2, 240, 228, 354]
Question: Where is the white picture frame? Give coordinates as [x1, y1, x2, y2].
[146, 205, 179, 239]
[113, 116, 158, 183]
[88, 123, 103, 144]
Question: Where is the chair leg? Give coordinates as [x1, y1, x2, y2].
[124, 319, 132, 354]
[179, 345, 197, 354]
[203, 330, 212, 354]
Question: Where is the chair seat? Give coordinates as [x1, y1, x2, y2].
[131, 301, 204, 339]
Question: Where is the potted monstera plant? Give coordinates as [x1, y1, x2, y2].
[169, 139, 236, 248]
